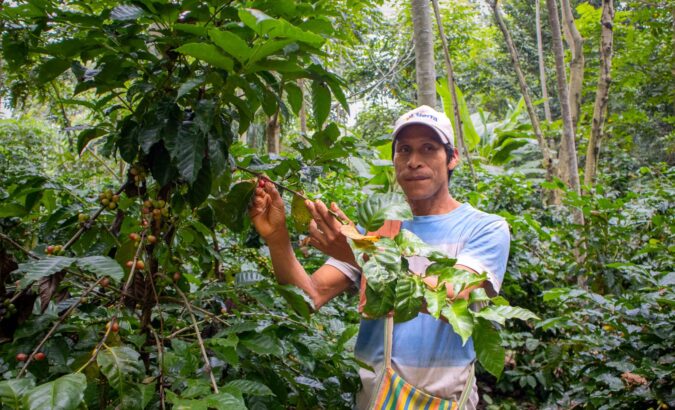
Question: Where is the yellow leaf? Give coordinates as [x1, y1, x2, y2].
[291, 193, 312, 232]
[340, 224, 380, 248]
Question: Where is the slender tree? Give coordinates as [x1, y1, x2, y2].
[561, 0, 585, 129]
[536, 0, 552, 122]
[266, 110, 280, 154]
[546, 0, 582, 209]
[431, 0, 475, 180]
[488, 0, 553, 183]
[411, 0, 437, 108]
[584, 0, 615, 188]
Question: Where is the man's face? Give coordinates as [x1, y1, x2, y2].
[393, 124, 457, 202]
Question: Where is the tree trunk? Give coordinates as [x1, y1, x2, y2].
[536, 0, 552, 122]
[584, 0, 615, 188]
[431, 0, 476, 182]
[546, 0, 582, 205]
[561, 0, 584, 129]
[266, 109, 280, 154]
[411, 0, 437, 108]
[489, 0, 554, 183]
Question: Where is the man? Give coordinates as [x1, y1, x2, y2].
[249, 105, 510, 409]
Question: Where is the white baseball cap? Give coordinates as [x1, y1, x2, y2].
[391, 105, 454, 148]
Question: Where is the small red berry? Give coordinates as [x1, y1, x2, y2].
[46, 245, 54, 254]
[34, 352, 46, 361]
[135, 260, 145, 270]
[258, 178, 266, 188]
[173, 272, 181, 282]
[111, 322, 120, 333]
[126, 260, 134, 268]
[129, 233, 140, 241]
[147, 235, 157, 244]
[100, 277, 110, 288]
[16, 353, 27, 362]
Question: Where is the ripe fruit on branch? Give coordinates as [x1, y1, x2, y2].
[46, 245, 54, 254]
[258, 178, 266, 188]
[136, 260, 145, 270]
[16, 353, 27, 362]
[126, 260, 134, 268]
[111, 321, 119, 333]
[147, 235, 157, 244]
[129, 233, 140, 241]
[100, 277, 110, 288]
[173, 272, 181, 282]
[34, 352, 46, 361]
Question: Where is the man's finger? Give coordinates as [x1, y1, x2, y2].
[331, 202, 350, 223]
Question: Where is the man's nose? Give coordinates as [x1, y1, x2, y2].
[407, 150, 422, 168]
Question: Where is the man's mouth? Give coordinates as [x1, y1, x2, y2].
[403, 175, 430, 181]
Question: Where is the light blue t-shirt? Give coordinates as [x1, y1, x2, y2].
[325, 203, 510, 408]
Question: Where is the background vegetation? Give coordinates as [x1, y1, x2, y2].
[0, 0, 672, 409]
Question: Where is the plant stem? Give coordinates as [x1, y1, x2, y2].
[235, 165, 348, 224]
[169, 276, 219, 393]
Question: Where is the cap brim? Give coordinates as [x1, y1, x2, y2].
[391, 121, 454, 147]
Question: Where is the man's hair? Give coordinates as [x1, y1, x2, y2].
[443, 144, 454, 183]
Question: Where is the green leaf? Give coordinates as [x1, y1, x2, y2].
[285, 81, 303, 115]
[239, 9, 278, 36]
[276, 284, 315, 320]
[110, 4, 144, 21]
[34, 57, 71, 85]
[97, 346, 144, 393]
[224, 379, 274, 397]
[76, 256, 124, 284]
[23, 373, 86, 410]
[437, 79, 480, 150]
[212, 181, 255, 232]
[247, 39, 293, 66]
[205, 393, 247, 410]
[0, 203, 28, 218]
[311, 80, 331, 128]
[369, 238, 402, 271]
[174, 23, 208, 36]
[426, 264, 487, 290]
[208, 29, 250, 63]
[423, 287, 447, 319]
[363, 281, 395, 318]
[15, 256, 74, 290]
[187, 159, 212, 208]
[441, 299, 474, 345]
[472, 305, 539, 325]
[76, 127, 106, 155]
[240, 332, 283, 356]
[0, 378, 35, 409]
[360, 259, 397, 292]
[172, 123, 206, 184]
[175, 43, 234, 71]
[356, 193, 412, 232]
[393, 275, 423, 323]
[177, 77, 204, 100]
[473, 318, 504, 378]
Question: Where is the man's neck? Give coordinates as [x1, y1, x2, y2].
[409, 193, 462, 216]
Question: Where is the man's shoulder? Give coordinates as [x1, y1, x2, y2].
[463, 204, 506, 225]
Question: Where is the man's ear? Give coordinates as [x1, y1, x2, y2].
[448, 147, 460, 171]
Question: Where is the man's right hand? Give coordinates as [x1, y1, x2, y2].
[249, 178, 288, 241]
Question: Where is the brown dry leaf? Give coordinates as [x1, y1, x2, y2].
[38, 270, 66, 313]
[340, 224, 380, 248]
[621, 371, 648, 387]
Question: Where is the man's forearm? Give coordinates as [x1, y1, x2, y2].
[264, 231, 318, 302]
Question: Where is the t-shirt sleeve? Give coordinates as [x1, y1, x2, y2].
[324, 257, 362, 288]
[454, 218, 510, 296]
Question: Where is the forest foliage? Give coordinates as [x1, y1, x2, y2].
[0, 0, 673, 409]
